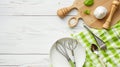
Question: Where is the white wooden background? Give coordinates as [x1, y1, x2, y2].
[0, 0, 84, 67]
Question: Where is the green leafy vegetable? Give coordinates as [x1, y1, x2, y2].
[84, 10, 90, 15]
[84, 0, 94, 6]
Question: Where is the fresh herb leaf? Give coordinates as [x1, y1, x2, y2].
[84, 0, 94, 6]
[84, 10, 90, 15]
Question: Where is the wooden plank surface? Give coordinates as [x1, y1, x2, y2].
[0, 0, 83, 66]
[0, 55, 49, 66]
[0, 16, 82, 54]
[0, 15, 83, 66]
[0, 0, 77, 15]
[0, 66, 17, 67]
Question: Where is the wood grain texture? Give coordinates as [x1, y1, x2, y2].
[0, 0, 84, 66]
[0, 66, 17, 67]
[57, 0, 120, 29]
[0, 55, 49, 66]
[0, 16, 83, 54]
[0, 15, 83, 66]
[0, 0, 77, 15]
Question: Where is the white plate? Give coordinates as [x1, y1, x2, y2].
[50, 37, 86, 67]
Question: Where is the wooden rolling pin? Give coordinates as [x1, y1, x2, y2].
[103, 0, 120, 29]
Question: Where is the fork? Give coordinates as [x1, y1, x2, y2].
[84, 25, 107, 50]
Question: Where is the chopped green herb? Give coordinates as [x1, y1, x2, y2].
[117, 20, 120, 23]
[84, 10, 90, 15]
[84, 0, 94, 6]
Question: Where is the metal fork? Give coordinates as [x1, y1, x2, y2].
[84, 25, 107, 50]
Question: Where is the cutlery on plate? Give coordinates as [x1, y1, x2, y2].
[91, 44, 106, 67]
[55, 38, 78, 67]
[84, 25, 107, 50]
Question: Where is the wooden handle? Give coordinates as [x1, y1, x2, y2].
[103, 0, 120, 29]
[68, 16, 79, 28]
[57, 6, 74, 18]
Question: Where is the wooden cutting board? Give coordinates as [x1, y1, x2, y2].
[57, 0, 120, 29]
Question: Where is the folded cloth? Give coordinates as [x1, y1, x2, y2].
[72, 21, 120, 67]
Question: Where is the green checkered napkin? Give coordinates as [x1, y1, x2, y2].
[72, 21, 120, 67]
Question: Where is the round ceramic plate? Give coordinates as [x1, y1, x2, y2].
[50, 37, 86, 67]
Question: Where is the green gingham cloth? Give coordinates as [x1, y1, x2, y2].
[72, 21, 120, 67]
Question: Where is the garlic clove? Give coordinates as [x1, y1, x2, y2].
[94, 6, 107, 19]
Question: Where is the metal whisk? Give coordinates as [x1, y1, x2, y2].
[55, 38, 77, 67]
[66, 38, 78, 67]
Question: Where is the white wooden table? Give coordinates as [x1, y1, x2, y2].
[0, 0, 83, 67]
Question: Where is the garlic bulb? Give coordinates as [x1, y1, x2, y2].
[94, 6, 107, 19]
